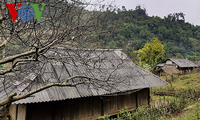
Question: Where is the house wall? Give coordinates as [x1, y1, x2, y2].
[9, 88, 149, 120]
[26, 97, 101, 120]
[166, 60, 172, 64]
[103, 92, 137, 116]
[178, 67, 194, 74]
[137, 88, 149, 106]
[103, 88, 149, 116]
[8, 104, 27, 120]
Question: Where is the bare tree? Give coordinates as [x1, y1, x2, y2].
[0, 0, 118, 119]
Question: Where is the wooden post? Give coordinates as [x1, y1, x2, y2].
[171, 75, 173, 81]
[159, 71, 161, 77]
[148, 88, 150, 105]
[139, 57, 141, 66]
[101, 97, 104, 116]
[9, 105, 17, 120]
[136, 92, 138, 109]
[16, 104, 26, 120]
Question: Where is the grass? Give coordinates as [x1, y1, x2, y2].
[152, 72, 200, 102]
[152, 95, 174, 101]
[173, 103, 200, 120]
[153, 72, 200, 91]
[151, 72, 200, 120]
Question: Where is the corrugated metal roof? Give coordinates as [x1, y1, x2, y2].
[169, 58, 198, 68]
[157, 63, 165, 67]
[0, 48, 168, 104]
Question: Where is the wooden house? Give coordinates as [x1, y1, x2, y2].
[195, 59, 200, 67]
[0, 48, 168, 120]
[157, 58, 198, 74]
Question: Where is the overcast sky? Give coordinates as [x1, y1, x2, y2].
[101, 0, 200, 26]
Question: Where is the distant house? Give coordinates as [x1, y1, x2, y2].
[157, 58, 198, 74]
[195, 59, 200, 67]
[154, 66, 180, 76]
[0, 48, 168, 120]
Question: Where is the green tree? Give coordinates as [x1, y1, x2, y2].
[138, 38, 165, 70]
[139, 29, 154, 40]
[176, 53, 184, 58]
[189, 38, 199, 61]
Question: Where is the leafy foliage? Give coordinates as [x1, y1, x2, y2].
[138, 38, 165, 69]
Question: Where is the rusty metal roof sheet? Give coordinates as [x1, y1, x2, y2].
[162, 66, 180, 75]
[0, 48, 168, 104]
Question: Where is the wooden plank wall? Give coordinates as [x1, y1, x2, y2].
[103, 92, 137, 116]
[26, 97, 102, 120]
[9, 104, 27, 120]
[103, 88, 149, 116]
[137, 88, 149, 106]
[10, 88, 149, 120]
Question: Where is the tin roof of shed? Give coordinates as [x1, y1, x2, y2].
[168, 58, 198, 68]
[0, 47, 168, 104]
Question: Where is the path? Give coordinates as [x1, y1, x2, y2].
[174, 81, 187, 93]
[171, 103, 197, 119]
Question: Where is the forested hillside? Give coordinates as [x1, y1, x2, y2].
[2, 5, 200, 63]
[94, 5, 200, 62]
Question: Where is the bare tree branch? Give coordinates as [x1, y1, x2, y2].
[0, 40, 7, 51]
[0, 37, 59, 65]
[0, 50, 36, 65]
[0, 75, 104, 106]
[0, 92, 16, 107]
[0, 1, 118, 119]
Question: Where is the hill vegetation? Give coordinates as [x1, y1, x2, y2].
[92, 5, 200, 64]
[2, 5, 200, 67]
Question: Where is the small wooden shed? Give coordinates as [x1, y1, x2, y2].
[0, 48, 168, 120]
[155, 66, 180, 76]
